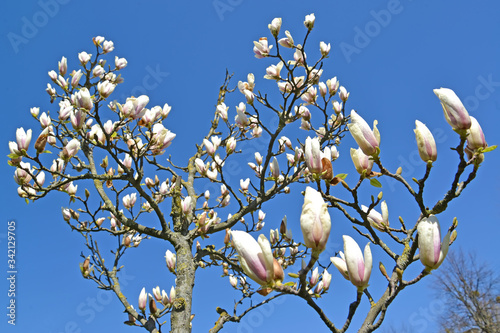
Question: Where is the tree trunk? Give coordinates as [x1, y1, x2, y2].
[170, 239, 196, 333]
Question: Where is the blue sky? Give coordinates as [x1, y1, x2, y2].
[1, 1, 499, 332]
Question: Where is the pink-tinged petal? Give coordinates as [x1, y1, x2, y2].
[330, 253, 350, 280]
[414, 120, 437, 162]
[231, 231, 274, 286]
[343, 235, 364, 286]
[417, 215, 449, 270]
[300, 187, 331, 254]
[363, 243, 372, 287]
[348, 111, 379, 156]
[433, 88, 471, 131]
[467, 116, 487, 150]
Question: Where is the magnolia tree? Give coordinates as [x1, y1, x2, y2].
[8, 14, 496, 333]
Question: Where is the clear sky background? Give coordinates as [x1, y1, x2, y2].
[1, 1, 499, 332]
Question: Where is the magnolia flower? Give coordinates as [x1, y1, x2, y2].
[66, 182, 78, 196]
[268, 17, 282, 37]
[138, 288, 147, 311]
[216, 103, 228, 121]
[58, 56, 67, 76]
[309, 267, 319, 286]
[434, 88, 471, 133]
[120, 95, 149, 120]
[293, 45, 306, 66]
[300, 187, 331, 255]
[30, 107, 40, 117]
[264, 61, 284, 80]
[361, 205, 388, 231]
[181, 196, 193, 216]
[115, 56, 127, 69]
[93, 36, 105, 45]
[165, 250, 176, 272]
[238, 73, 255, 93]
[16, 127, 32, 153]
[253, 37, 272, 59]
[88, 124, 106, 145]
[322, 270, 332, 291]
[71, 70, 83, 88]
[74, 87, 93, 111]
[58, 99, 73, 120]
[414, 120, 437, 163]
[150, 123, 176, 154]
[331, 235, 372, 290]
[92, 65, 105, 78]
[320, 41, 331, 57]
[14, 162, 32, 185]
[78, 52, 91, 65]
[327, 77, 339, 96]
[350, 148, 373, 176]
[240, 178, 250, 191]
[304, 13, 315, 30]
[61, 138, 81, 160]
[318, 82, 327, 97]
[39, 112, 52, 128]
[123, 193, 137, 209]
[235, 102, 249, 128]
[304, 137, 322, 174]
[231, 230, 283, 286]
[102, 40, 114, 53]
[466, 116, 487, 151]
[339, 86, 349, 102]
[97, 80, 116, 99]
[278, 30, 294, 48]
[417, 215, 450, 271]
[229, 275, 238, 288]
[224, 137, 236, 155]
[270, 157, 280, 179]
[348, 110, 380, 156]
[301, 86, 317, 105]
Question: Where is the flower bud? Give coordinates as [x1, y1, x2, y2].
[339, 86, 349, 102]
[304, 13, 315, 30]
[320, 41, 331, 57]
[74, 88, 93, 111]
[417, 215, 450, 271]
[300, 187, 331, 255]
[414, 120, 437, 163]
[348, 110, 380, 156]
[138, 288, 147, 311]
[16, 127, 32, 153]
[216, 103, 228, 121]
[433, 88, 471, 133]
[268, 17, 282, 37]
[231, 231, 280, 286]
[226, 137, 237, 154]
[466, 116, 487, 151]
[78, 52, 91, 66]
[165, 250, 176, 273]
[71, 70, 83, 88]
[350, 148, 373, 176]
[57, 56, 67, 76]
